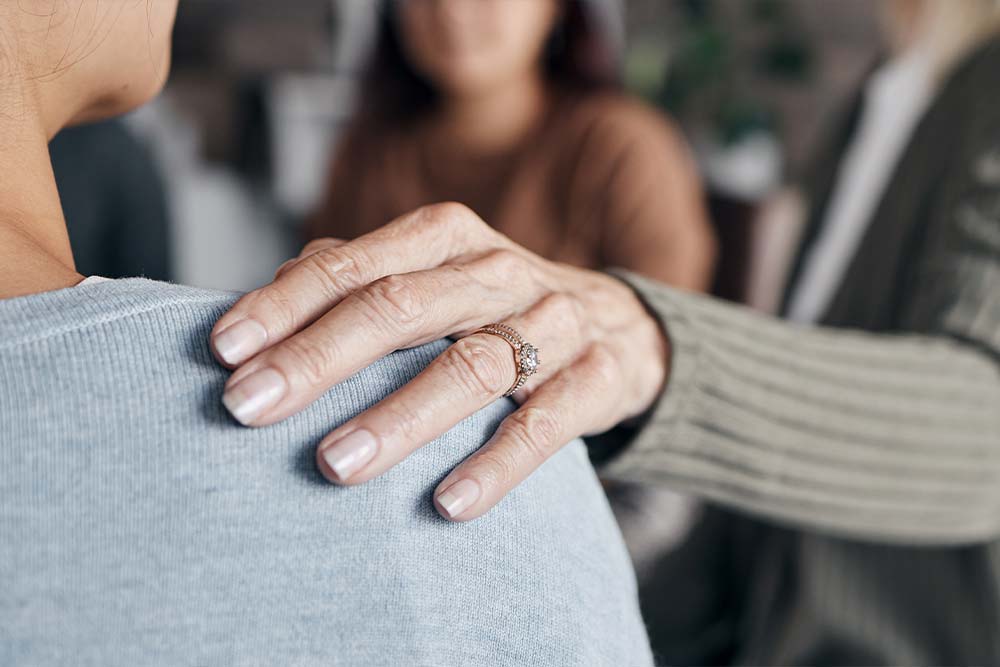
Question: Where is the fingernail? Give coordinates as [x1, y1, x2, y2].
[320, 429, 378, 482]
[222, 368, 287, 425]
[214, 319, 268, 365]
[435, 479, 481, 519]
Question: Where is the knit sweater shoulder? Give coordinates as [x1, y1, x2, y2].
[0, 278, 651, 667]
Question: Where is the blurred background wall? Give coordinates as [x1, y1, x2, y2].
[61, 0, 885, 294]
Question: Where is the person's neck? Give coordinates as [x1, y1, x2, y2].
[0, 91, 81, 299]
[886, 0, 923, 54]
[433, 73, 550, 155]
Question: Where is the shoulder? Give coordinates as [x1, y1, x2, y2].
[0, 278, 233, 352]
[0, 278, 652, 665]
[557, 91, 688, 158]
[545, 92, 698, 209]
[547, 92, 695, 194]
[904, 42, 1000, 342]
[943, 37, 1000, 107]
[933, 38, 1000, 164]
[928, 40, 1000, 233]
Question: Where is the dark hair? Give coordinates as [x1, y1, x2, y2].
[358, 0, 620, 124]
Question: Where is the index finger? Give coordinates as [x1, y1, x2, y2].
[210, 202, 499, 367]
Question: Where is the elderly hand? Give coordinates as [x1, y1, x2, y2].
[210, 203, 669, 521]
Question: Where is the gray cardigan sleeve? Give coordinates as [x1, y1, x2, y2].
[602, 237, 1000, 545]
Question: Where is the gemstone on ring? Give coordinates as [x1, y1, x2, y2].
[520, 343, 539, 375]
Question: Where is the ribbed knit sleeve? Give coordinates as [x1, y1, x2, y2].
[602, 266, 1000, 545]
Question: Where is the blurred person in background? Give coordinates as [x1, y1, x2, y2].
[0, 1, 652, 664]
[216, 0, 1000, 664]
[635, 0, 1000, 661]
[310, 0, 716, 289]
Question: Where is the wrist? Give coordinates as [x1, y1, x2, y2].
[596, 269, 672, 418]
[630, 288, 672, 417]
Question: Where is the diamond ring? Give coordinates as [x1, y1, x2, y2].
[473, 323, 540, 397]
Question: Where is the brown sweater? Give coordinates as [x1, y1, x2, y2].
[311, 91, 714, 289]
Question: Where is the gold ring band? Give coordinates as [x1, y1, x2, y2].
[473, 323, 540, 397]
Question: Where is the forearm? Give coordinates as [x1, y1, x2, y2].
[603, 270, 1000, 545]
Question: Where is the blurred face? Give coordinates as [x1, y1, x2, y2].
[398, 0, 562, 98]
[6, 0, 178, 129]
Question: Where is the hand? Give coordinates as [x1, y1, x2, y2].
[210, 203, 669, 521]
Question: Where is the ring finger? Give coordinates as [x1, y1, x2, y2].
[314, 294, 586, 485]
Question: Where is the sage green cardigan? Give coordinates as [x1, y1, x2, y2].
[605, 38, 1000, 665]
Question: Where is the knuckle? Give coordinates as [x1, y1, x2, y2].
[380, 400, 424, 445]
[422, 201, 492, 243]
[502, 407, 562, 461]
[414, 203, 459, 237]
[301, 245, 371, 299]
[245, 287, 299, 332]
[442, 337, 513, 399]
[276, 335, 340, 388]
[471, 448, 520, 488]
[581, 344, 620, 387]
[274, 258, 297, 278]
[535, 291, 580, 330]
[355, 274, 425, 333]
[478, 248, 523, 277]
[300, 238, 334, 256]
[426, 201, 476, 225]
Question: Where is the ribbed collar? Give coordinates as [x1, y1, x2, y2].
[0, 278, 236, 350]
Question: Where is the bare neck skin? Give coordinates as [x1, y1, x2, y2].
[431, 70, 549, 155]
[884, 0, 923, 53]
[0, 65, 82, 300]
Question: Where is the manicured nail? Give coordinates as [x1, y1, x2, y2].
[435, 479, 481, 519]
[222, 368, 287, 425]
[320, 429, 378, 482]
[214, 318, 268, 365]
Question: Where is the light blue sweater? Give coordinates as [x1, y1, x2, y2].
[0, 279, 652, 666]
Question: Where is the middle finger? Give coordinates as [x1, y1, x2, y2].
[220, 252, 544, 426]
[313, 297, 585, 485]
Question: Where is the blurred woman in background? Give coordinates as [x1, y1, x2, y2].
[311, 0, 715, 289]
